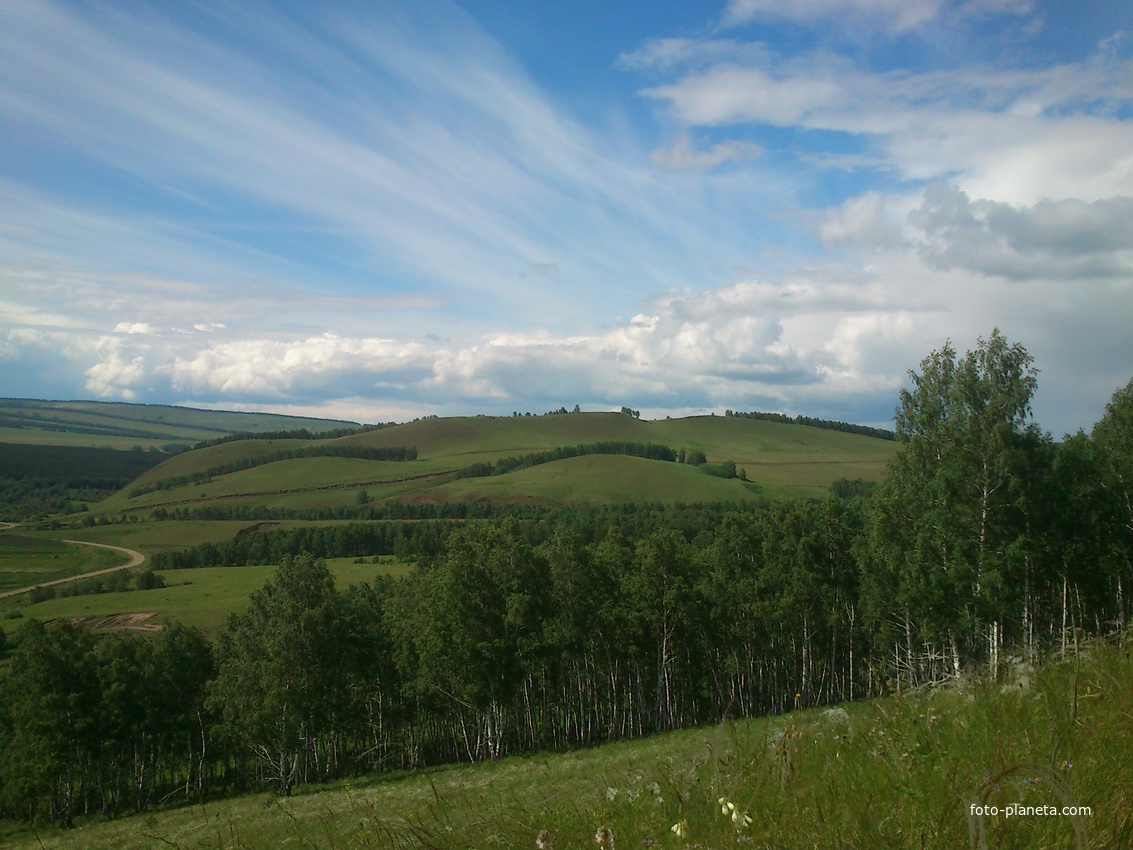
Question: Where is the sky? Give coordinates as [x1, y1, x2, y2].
[1, 0, 1131, 435]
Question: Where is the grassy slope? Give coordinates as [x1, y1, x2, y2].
[429, 454, 762, 505]
[3, 558, 410, 636]
[0, 536, 122, 592]
[0, 399, 359, 450]
[99, 413, 895, 514]
[4, 641, 1126, 850]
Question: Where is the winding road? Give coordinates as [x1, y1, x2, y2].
[0, 525, 147, 600]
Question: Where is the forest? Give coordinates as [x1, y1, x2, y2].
[0, 331, 1130, 826]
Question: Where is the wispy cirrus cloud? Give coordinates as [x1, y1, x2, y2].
[1, 0, 1131, 437]
[634, 45, 1133, 203]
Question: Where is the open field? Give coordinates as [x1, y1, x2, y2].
[0, 534, 123, 592]
[88, 412, 894, 517]
[0, 398, 359, 450]
[1, 558, 410, 636]
[1, 407, 896, 643]
[427, 453, 764, 503]
[2, 640, 1125, 850]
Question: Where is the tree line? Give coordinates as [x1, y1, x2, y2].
[128, 444, 418, 498]
[1, 331, 1131, 826]
[193, 423, 395, 449]
[454, 441, 678, 479]
[724, 409, 896, 440]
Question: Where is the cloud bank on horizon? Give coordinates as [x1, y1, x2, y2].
[1, 0, 1130, 434]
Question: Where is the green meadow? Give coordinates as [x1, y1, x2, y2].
[0, 398, 358, 450]
[0, 535, 122, 593]
[3, 640, 1125, 850]
[3, 558, 411, 636]
[92, 412, 894, 517]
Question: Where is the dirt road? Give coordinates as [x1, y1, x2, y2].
[0, 536, 146, 600]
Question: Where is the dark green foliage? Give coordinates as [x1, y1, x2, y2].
[135, 569, 165, 590]
[194, 423, 393, 449]
[699, 459, 737, 478]
[725, 408, 896, 440]
[830, 477, 878, 499]
[454, 441, 677, 479]
[0, 443, 165, 520]
[212, 555, 354, 795]
[0, 443, 164, 484]
[128, 444, 417, 498]
[0, 619, 213, 825]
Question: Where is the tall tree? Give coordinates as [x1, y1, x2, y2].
[868, 330, 1044, 680]
[0, 621, 101, 825]
[1091, 378, 1133, 631]
[211, 554, 347, 795]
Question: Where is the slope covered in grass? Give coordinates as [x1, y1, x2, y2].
[96, 412, 894, 515]
[0, 398, 359, 450]
[4, 640, 1126, 849]
[428, 453, 762, 504]
[3, 558, 409, 636]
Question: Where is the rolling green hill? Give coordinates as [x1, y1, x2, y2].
[93, 411, 894, 517]
[0, 406, 894, 630]
[0, 398, 360, 450]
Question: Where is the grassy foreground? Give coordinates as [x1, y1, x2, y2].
[3, 641, 1128, 850]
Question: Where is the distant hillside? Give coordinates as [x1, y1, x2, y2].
[0, 399, 363, 521]
[0, 398, 361, 450]
[91, 411, 895, 517]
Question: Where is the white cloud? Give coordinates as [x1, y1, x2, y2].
[909, 184, 1133, 280]
[722, 0, 945, 34]
[720, 0, 1034, 34]
[169, 334, 433, 399]
[114, 322, 159, 335]
[650, 133, 762, 170]
[820, 192, 911, 250]
[638, 46, 1133, 204]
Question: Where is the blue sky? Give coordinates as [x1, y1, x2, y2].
[2, 0, 1131, 434]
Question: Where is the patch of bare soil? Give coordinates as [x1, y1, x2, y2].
[235, 521, 279, 538]
[65, 612, 162, 632]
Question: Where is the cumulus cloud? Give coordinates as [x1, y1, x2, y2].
[820, 192, 911, 250]
[909, 184, 1133, 280]
[86, 335, 152, 400]
[169, 334, 433, 400]
[61, 276, 918, 416]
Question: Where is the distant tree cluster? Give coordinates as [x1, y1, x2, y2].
[129, 445, 417, 498]
[724, 409, 895, 440]
[0, 444, 166, 521]
[454, 441, 677, 479]
[0, 621, 214, 826]
[25, 568, 164, 604]
[0, 443, 164, 485]
[195, 423, 393, 449]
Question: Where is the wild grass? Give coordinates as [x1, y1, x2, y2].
[4, 640, 1127, 849]
[432, 454, 762, 505]
[1, 559, 411, 636]
[0, 536, 122, 592]
[85, 413, 894, 518]
[0, 399, 357, 450]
